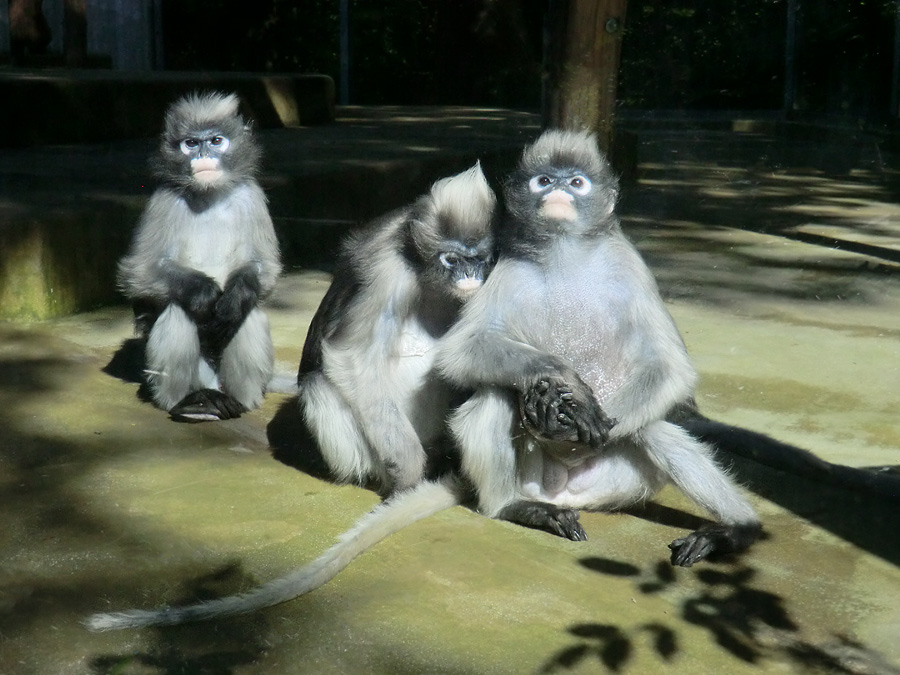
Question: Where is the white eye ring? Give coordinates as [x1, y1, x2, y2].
[179, 139, 198, 156]
[568, 175, 592, 195]
[210, 136, 230, 152]
[439, 252, 461, 268]
[528, 175, 553, 193]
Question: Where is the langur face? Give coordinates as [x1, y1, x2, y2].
[179, 133, 232, 187]
[437, 248, 493, 301]
[529, 171, 593, 222]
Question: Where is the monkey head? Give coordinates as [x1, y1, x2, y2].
[505, 130, 619, 240]
[153, 91, 261, 197]
[406, 163, 497, 301]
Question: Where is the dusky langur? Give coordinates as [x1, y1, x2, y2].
[297, 163, 497, 494]
[82, 132, 757, 632]
[85, 164, 496, 631]
[436, 129, 761, 565]
[118, 91, 282, 421]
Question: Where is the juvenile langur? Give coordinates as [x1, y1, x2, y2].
[297, 163, 497, 494]
[436, 129, 761, 565]
[118, 92, 282, 421]
[85, 165, 496, 631]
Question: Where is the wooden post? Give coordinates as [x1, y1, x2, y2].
[543, 0, 628, 153]
[64, 0, 87, 67]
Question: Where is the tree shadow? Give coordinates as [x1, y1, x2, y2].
[88, 564, 269, 675]
[542, 556, 900, 674]
[618, 129, 900, 313]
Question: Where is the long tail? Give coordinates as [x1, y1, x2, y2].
[85, 477, 462, 631]
[266, 370, 300, 395]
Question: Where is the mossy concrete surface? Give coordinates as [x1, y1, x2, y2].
[1, 113, 899, 674]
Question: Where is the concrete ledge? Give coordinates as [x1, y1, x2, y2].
[0, 202, 136, 320]
[0, 70, 335, 147]
[0, 106, 543, 320]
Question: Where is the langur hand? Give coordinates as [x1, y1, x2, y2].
[520, 373, 616, 449]
[169, 269, 221, 323]
[200, 264, 262, 353]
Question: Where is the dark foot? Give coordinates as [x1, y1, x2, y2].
[169, 389, 246, 422]
[668, 522, 761, 567]
[521, 375, 616, 448]
[498, 500, 586, 541]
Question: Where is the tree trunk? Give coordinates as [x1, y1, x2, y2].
[543, 0, 628, 153]
[64, 0, 88, 68]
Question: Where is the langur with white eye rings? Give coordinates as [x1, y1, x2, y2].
[296, 162, 497, 495]
[117, 91, 282, 422]
[86, 163, 497, 631]
[437, 129, 761, 565]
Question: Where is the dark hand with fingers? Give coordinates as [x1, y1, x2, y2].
[521, 373, 615, 448]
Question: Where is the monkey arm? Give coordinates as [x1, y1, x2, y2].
[156, 259, 222, 323]
[318, 272, 434, 492]
[246, 186, 283, 297]
[437, 297, 614, 448]
[322, 338, 430, 493]
[199, 263, 263, 357]
[602, 304, 698, 438]
[519, 376, 615, 447]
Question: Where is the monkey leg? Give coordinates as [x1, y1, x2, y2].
[145, 305, 217, 411]
[300, 372, 387, 487]
[640, 421, 761, 566]
[497, 500, 586, 541]
[451, 389, 585, 541]
[218, 308, 274, 411]
[170, 388, 246, 422]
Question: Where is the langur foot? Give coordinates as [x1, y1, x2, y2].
[668, 522, 762, 567]
[169, 389, 247, 422]
[521, 375, 616, 448]
[498, 500, 586, 541]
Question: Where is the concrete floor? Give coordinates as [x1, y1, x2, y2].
[1, 110, 899, 674]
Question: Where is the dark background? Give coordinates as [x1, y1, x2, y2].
[160, 0, 897, 120]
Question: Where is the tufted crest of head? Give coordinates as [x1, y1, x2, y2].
[163, 92, 245, 140]
[428, 162, 497, 242]
[519, 129, 611, 180]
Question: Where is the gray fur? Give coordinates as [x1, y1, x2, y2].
[436, 130, 760, 563]
[83, 164, 494, 632]
[299, 162, 496, 493]
[117, 91, 281, 413]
